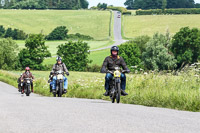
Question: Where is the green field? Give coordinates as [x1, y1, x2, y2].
[16, 40, 113, 56]
[123, 15, 200, 38]
[42, 48, 109, 66]
[0, 10, 111, 40]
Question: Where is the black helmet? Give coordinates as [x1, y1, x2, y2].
[111, 46, 119, 55]
[56, 56, 62, 61]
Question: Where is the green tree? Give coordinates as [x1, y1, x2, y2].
[4, 28, 13, 38]
[118, 41, 142, 69]
[124, 0, 195, 9]
[171, 27, 200, 68]
[162, 0, 167, 10]
[18, 34, 51, 70]
[57, 41, 91, 71]
[133, 35, 151, 54]
[0, 38, 19, 70]
[142, 33, 177, 70]
[97, 3, 107, 9]
[0, 25, 5, 37]
[46, 26, 68, 40]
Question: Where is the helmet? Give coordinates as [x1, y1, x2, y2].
[25, 67, 30, 71]
[56, 56, 62, 61]
[111, 46, 119, 55]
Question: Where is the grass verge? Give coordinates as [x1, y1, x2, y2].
[1, 69, 200, 112]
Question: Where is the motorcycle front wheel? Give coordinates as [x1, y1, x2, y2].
[58, 82, 63, 97]
[26, 85, 30, 96]
[116, 83, 121, 103]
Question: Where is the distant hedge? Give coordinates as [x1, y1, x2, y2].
[107, 6, 127, 13]
[122, 11, 132, 15]
[136, 8, 200, 15]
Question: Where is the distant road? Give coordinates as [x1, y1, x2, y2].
[90, 11, 127, 52]
[1, 81, 200, 133]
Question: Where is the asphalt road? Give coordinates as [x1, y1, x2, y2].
[90, 11, 127, 52]
[1, 81, 200, 133]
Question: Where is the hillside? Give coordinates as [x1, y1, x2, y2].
[0, 10, 111, 40]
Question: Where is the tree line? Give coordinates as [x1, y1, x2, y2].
[124, 0, 199, 9]
[0, 0, 89, 9]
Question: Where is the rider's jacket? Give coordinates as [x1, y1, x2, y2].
[51, 63, 69, 74]
[20, 72, 35, 80]
[101, 55, 129, 73]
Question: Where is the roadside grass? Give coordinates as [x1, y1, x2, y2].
[123, 14, 200, 38]
[1, 67, 200, 112]
[0, 10, 111, 40]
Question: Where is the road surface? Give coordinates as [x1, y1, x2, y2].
[90, 11, 127, 52]
[1, 81, 200, 133]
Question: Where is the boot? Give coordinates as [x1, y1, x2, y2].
[121, 90, 128, 96]
[63, 89, 67, 94]
[52, 89, 56, 93]
[103, 90, 109, 96]
[50, 85, 52, 92]
[31, 86, 34, 93]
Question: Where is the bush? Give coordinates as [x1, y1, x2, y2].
[142, 32, 177, 70]
[171, 27, 200, 69]
[122, 11, 132, 15]
[107, 6, 127, 13]
[85, 64, 102, 72]
[136, 8, 200, 15]
[133, 35, 151, 54]
[45, 26, 68, 40]
[0, 38, 19, 70]
[67, 33, 93, 40]
[1, 26, 27, 40]
[0, 25, 5, 37]
[118, 41, 142, 70]
[18, 34, 51, 70]
[57, 41, 91, 71]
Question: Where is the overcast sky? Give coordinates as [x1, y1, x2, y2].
[87, 0, 200, 8]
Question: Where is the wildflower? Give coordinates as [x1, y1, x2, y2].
[144, 72, 148, 75]
[194, 75, 199, 77]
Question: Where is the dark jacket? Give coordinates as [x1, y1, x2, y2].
[51, 63, 69, 74]
[21, 72, 35, 80]
[101, 55, 129, 73]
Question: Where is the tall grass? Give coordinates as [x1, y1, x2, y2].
[1, 64, 200, 111]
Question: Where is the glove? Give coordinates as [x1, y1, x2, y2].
[66, 72, 69, 76]
[100, 67, 107, 73]
[126, 69, 131, 73]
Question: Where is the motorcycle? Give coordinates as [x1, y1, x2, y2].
[53, 70, 66, 97]
[108, 67, 127, 103]
[22, 78, 32, 96]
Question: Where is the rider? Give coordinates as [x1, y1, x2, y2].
[101, 46, 130, 96]
[21, 67, 35, 93]
[51, 56, 69, 93]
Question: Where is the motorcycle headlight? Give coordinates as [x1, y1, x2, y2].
[114, 70, 121, 78]
[57, 74, 63, 80]
[27, 80, 30, 83]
